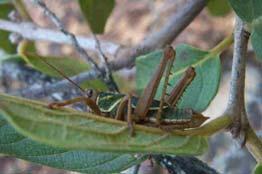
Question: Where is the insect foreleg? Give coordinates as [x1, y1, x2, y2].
[48, 97, 101, 115]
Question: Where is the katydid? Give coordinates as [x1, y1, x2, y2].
[40, 45, 208, 135]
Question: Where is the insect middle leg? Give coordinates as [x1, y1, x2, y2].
[115, 94, 135, 136]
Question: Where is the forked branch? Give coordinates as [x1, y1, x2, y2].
[225, 17, 262, 162]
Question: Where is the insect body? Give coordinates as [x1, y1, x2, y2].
[46, 45, 209, 135]
[94, 91, 208, 129]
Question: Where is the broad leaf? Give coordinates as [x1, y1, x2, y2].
[228, 0, 262, 23]
[136, 44, 221, 112]
[0, 4, 16, 53]
[0, 93, 208, 155]
[78, 0, 115, 33]
[250, 18, 262, 60]
[207, 0, 231, 16]
[21, 52, 89, 77]
[251, 28, 262, 59]
[20, 52, 107, 90]
[0, 114, 145, 174]
[228, 0, 262, 60]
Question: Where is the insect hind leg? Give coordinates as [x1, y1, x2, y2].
[165, 66, 196, 107]
[156, 51, 176, 124]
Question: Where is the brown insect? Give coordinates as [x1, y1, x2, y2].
[42, 45, 208, 135]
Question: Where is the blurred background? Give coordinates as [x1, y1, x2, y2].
[0, 0, 261, 173]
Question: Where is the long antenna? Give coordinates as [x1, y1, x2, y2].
[36, 55, 86, 94]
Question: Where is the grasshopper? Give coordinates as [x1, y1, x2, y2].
[43, 46, 208, 135]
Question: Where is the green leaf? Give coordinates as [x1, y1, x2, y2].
[228, 0, 262, 22]
[207, 0, 231, 16]
[228, 0, 262, 60]
[136, 44, 221, 112]
[251, 27, 262, 60]
[21, 52, 89, 77]
[0, 114, 145, 174]
[253, 163, 262, 174]
[250, 17, 262, 60]
[78, 0, 115, 33]
[0, 4, 16, 53]
[0, 93, 208, 155]
[20, 52, 107, 90]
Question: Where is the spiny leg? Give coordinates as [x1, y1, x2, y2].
[134, 45, 176, 120]
[156, 51, 176, 124]
[48, 96, 101, 115]
[165, 66, 196, 107]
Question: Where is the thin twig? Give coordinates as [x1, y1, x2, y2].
[93, 34, 119, 92]
[32, 0, 123, 92]
[33, 0, 100, 71]
[18, 69, 98, 98]
[16, 0, 206, 97]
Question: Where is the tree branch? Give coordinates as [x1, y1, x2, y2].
[14, 0, 206, 97]
[110, 0, 206, 70]
[224, 16, 262, 163]
[19, 68, 99, 98]
[93, 34, 119, 92]
[0, 19, 119, 55]
[226, 17, 248, 118]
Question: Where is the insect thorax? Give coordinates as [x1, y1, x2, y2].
[96, 92, 194, 121]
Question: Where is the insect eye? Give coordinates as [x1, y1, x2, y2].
[86, 89, 93, 98]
